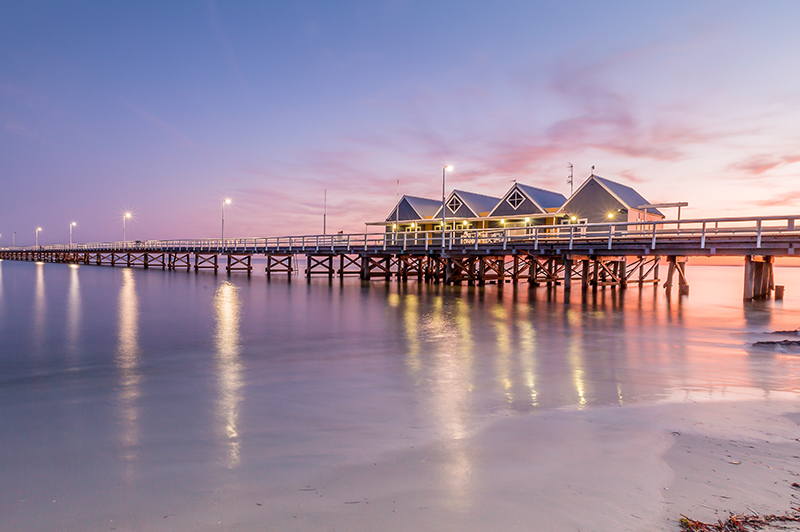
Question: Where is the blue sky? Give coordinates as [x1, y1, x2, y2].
[2, 1, 800, 244]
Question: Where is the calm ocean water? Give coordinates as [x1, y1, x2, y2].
[1, 259, 800, 530]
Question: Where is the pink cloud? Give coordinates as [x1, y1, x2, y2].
[751, 189, 800, 208]
[728, 154, 800, 176]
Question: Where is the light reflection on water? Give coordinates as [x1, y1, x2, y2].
[116, 268, 141, 465]
[213, 280, 243, 469]
[33, 262, 46, 355]
[66, 264, 81, 360]
[0, 261, 800, 530]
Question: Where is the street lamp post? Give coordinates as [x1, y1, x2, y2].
[69, 222, 76, 247]
[222, 198, 231, 248]
[35, 227, 42, 248]
[441, 165, 453, 248]
[123, 213, 131, 245]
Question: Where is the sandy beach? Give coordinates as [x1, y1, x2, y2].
[153, 395, 799, 531]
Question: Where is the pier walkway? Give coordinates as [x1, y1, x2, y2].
[2, 215, 799, 300]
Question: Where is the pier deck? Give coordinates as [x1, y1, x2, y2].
[2, 215, 798, 300]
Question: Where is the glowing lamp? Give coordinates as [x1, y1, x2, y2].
[607, 213, 614, 219]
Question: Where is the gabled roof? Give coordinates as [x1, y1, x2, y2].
[559, 175, 664, 217]
[455, 190, 501, 216]
[434, 189, 502, 218]
[516, 183, 567, 211]
[385, 195, 442, 221]
[489, 182, 567, 217]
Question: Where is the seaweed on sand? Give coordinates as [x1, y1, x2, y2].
[679, 510, 800, 531]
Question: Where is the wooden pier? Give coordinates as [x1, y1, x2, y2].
[2, 215, 798, 300]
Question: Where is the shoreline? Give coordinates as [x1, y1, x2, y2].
[161, 396, 800, 532]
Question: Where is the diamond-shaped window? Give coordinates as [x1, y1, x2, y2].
[506, 189, 526, 210]
[447, 196, 462, 213]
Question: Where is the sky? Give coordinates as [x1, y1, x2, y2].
[2, 1, 800, 245]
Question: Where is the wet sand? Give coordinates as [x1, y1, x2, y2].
[158, 396, 799, 531]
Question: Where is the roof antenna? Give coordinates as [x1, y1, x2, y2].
[591, 165, 595, 176]
[567, 163, 574, 195]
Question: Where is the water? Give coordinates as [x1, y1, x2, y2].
[1, 259, 800, 530]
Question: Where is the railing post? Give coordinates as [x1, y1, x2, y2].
[700, 222, 706, 249]
[756, 219, 762, 248]
[503, 229, 507, 251]
[403, 232, 407, 251]
[607, 224, 613, 250]
[534, 227, 539, 251]
[651, 223, 657, 250]
[364, 233, 368, 251]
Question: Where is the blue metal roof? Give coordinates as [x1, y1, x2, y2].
[516, 183, 567, 210]
[405, 195, 442, 218]
[593, 175, 664, 217]
[453, 190, 501, 216]
[385, 195, 442, 221]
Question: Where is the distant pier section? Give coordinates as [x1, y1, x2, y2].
[2, 215, 798, 301]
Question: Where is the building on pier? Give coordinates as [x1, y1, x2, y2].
[431, 190, 502, 230]
[381, 183, 568, 233]
[558, 174, 665, 225]
[385, 195, 442, 232]
[488, 182, 567, 228]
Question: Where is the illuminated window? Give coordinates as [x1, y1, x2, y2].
[447, 196, 462, 213]
[506, 189, 525, 210]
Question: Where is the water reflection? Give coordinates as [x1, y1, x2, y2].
[116, 268, 141, 464]
[66, 265, 81, 360]
[33, 262, 46, 354]
[515, 307, 540, 408]
[400, 291, 475, 510]
[213, 281, 243, 468]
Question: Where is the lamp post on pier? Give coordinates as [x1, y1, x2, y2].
[123, 212, 131, 245]
[222, 198, 231, 249]
[35, 227, 42, 248]
[69, 222, 76, 247]
[441, 165, 453, 249]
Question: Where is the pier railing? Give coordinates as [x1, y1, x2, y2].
[5, 214, 800, 256]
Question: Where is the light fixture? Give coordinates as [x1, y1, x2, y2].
[570, 215, 577, 222]
[441, 165, 453, 248]
[607, 212, 614, 219]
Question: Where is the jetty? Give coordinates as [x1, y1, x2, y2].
[2, 214, 798, 301]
